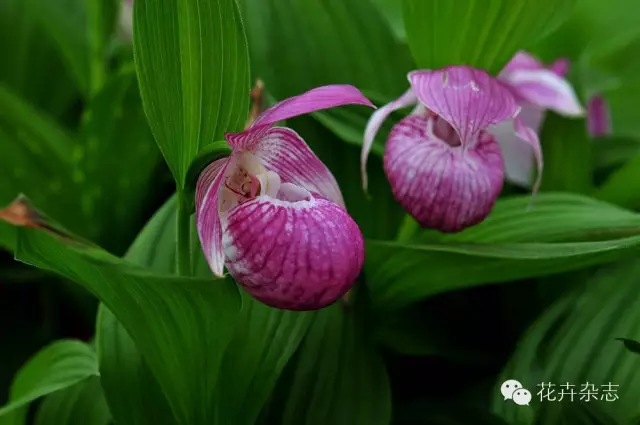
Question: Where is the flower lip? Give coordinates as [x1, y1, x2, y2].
[196, 84, 371, 308]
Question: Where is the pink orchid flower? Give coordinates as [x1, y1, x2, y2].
[587, 94, 612, 138]
[493, 51, 584, 187]
[196, 85, 373, 311]
[361, 66, 541, 233]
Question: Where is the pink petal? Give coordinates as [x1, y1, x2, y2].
[249, 85, 375, 130]
[221, 195, 365, 310]
[504, 69, 584, 116]
[384, 114, 504, 232]
[548, 58, 570, 77]
[195, 158, 230, 277]
[240, 127, 346, 207]
[587, 94, 612, 137]
[361, 88, 417, 192]
[501, 51, 544, 75]
[513, 117, 543, 202]
[408, 67, 520, 146]
[491, 107, 545, 187]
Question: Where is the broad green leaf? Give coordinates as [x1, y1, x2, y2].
[596, 151, 640, 210]
[494, 260, 640, 424]
[133, 0, 250, 188]
[97, 305, 174, 425]
[366, 194, 640, 310]
[422, 193, 640, 244]
[402, 0, 576, 74]
[34, 376, 111, 425]
[533, 0, 640, 62]
[539, 113, 592, 194]
[265, 304, 391, 425]
[10, 204, 241, 425]
[593, 137, 640, 171]
[0, 0, 77, 116]
[0, 340, 98, 422]
[97, 195, 313, 425]
[0, 85, 80, 241]
[370, 0, 405, 41]
[76, 69, 160, 253]
[578, 28, 640, 141]
[241, 0, 413, 149]
[243, 0, 412, 99]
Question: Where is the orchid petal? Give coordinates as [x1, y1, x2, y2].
[587, 94, 612, 137]
[408, 67, 520, 145]
[513, 117, 543, 202]
[361, 88, 417, 192]
[249, 85, 375, 130]
[222, 195, 364, 310]
[384, 115, 504, 232]
[505, 69, 584, 116]
[549, 58, 570, 77]
[501, 51, 544, 75]
[241, 127, 345, 207]
[491, 107, 545, 187]
[195, 157, 230, 277]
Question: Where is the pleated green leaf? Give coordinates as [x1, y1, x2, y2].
[402, 0, 576, 74]
[241, 0, 413, 152]
[494, 260, 640, 424]
[0, 340, 98, 423]
[539, 114, 592, 195]
[367, 194, 640, 310]
[96, 195, 313, 425]
[34, 376, 111, 425]
[265, 305, 391, 425]
[9, 203, 241, 425]
[133, 0, 250, 188]
[97, 305, 173, 425]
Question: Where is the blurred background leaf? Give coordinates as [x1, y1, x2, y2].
[34, 376, 110, 425]
[0, 340, 98, 424]
[402, 0, 576, 74]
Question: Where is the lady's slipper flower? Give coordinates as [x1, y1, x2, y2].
[493, 51, 584, 187]
[361, 66, 542, 233]
[196, 85, 373, 310]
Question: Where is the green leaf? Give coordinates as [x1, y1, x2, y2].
[539, 113, 592, 194]
[533, 0, 640, 62]
[97, 195, 312, 425]
[0, 84, 79, 244]
[97, 305, 174, 425]
[241, 0, 413, 148]
[266, 305, 391, 425]
[596, 151, 640, 210]
[593, 137, 640, 171]
[10, 202, 241, 425]
[423, 193, 640, 244]
[402, 0, 576, 74]
[366, 193, 640, 310]
[617, 338, 640, 356]
[0, 340, 98, 422]
[133, 0, 250, 188]
[578, 28, 640, 141]
[495, 260, 640, 424]
[76, 69, 160, 253]
[34, 376, 111, 425]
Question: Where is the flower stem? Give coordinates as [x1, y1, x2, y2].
[396, 214, 419, 242]
[176, 192, 192, 276]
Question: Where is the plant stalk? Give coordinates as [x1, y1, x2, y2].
[176, 192, 192, 276]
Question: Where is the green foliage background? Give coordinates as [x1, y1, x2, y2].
[1, 0, 640, 424]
